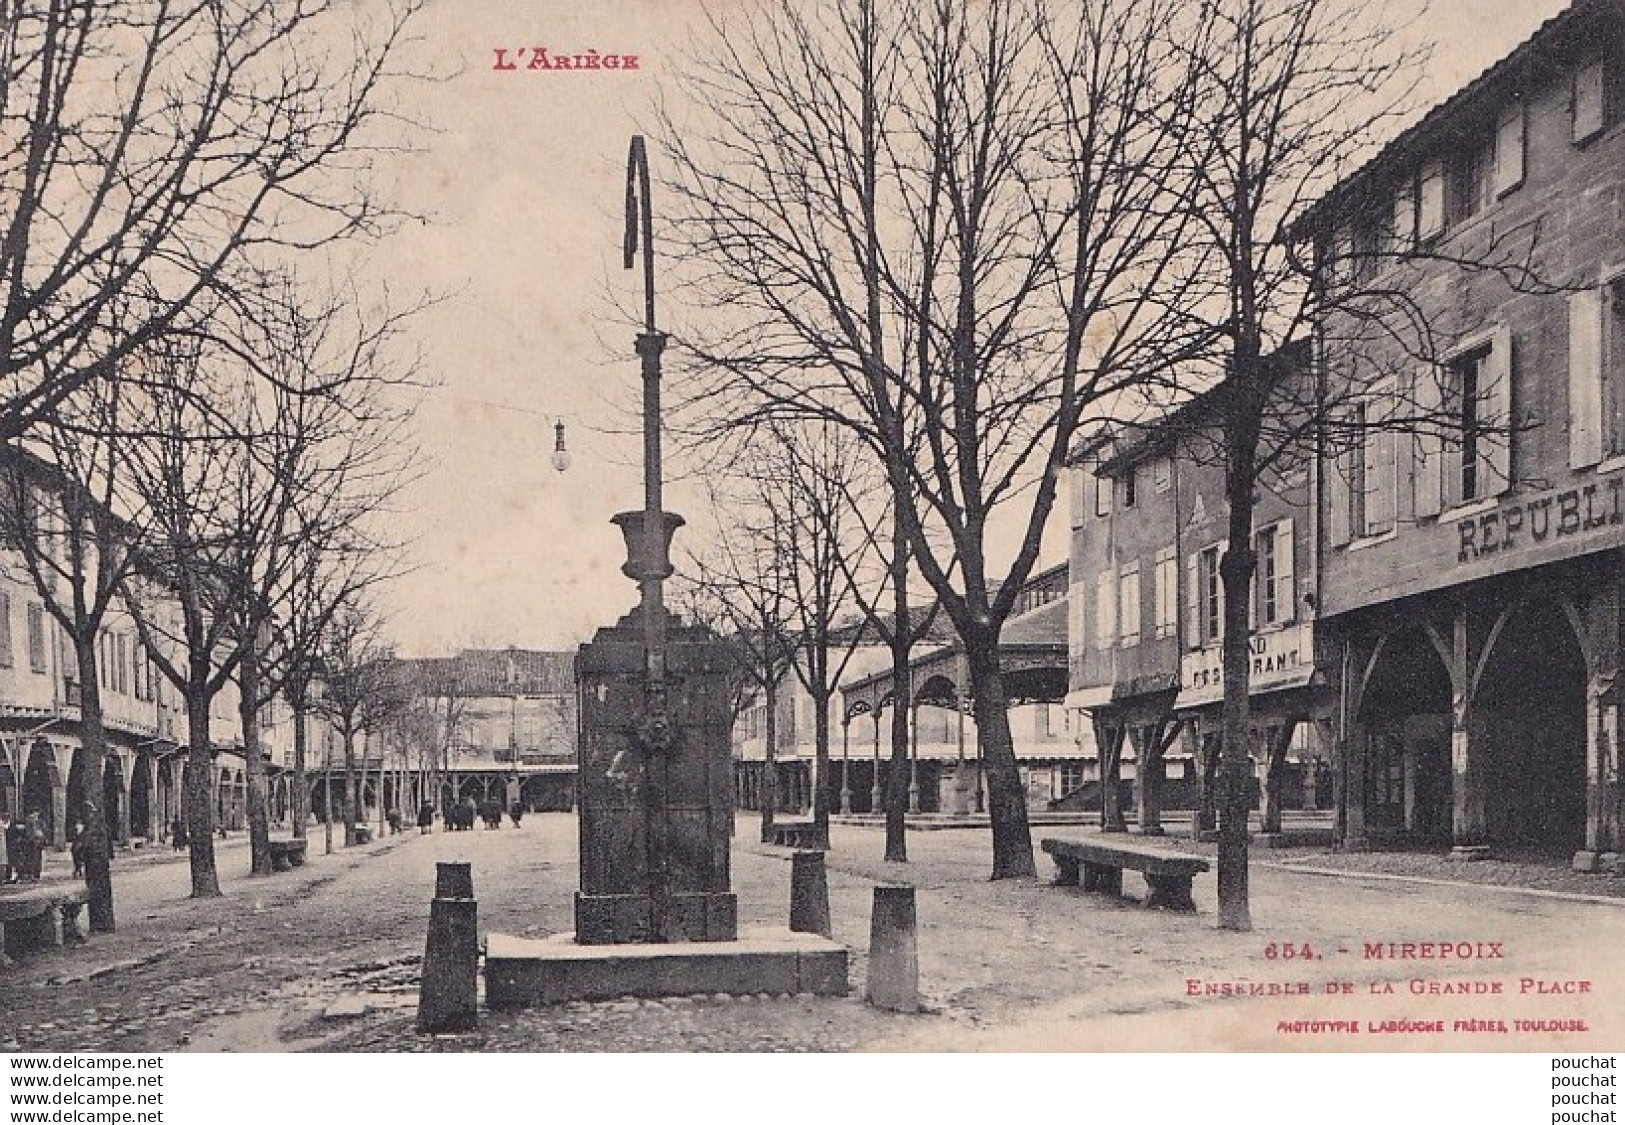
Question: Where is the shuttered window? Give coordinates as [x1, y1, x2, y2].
[1493, 102, 1525, 197]
[1254, 520, 1296, 627]
[1118, 564, 1141, 647]
[1444, 327, 1513, 505]
[1153, 548, 1178, 639]
[1418, 160, 1446, 241]
[1575, 58, 1606, 143]
[1094, 570, 1115, 650]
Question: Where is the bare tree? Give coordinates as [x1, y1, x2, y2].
[0, 372, 148, 932]
[0, 0, 428, 442]
[121, 276, 418, 894]
[1162, 0, 1556, 930]
[311, 597, 412, 846]
[666, 0, 1207, 876]
[679, 508, 796, 843]
[734, 421, 874, 847]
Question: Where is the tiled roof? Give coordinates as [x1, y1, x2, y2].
[402, 648, 575, 696]
[1002, 594, 1068, 647]
[1301, 0, 1596, 229]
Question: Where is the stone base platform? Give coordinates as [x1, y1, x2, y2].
[484, 927, 849, 1007]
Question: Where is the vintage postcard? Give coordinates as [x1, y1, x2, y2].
[2, 0, 1623, 1058]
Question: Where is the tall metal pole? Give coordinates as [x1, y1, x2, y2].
[625, 135, 673, 941]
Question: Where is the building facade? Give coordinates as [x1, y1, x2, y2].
[1066, 359, 1333, 841]
[1311, 0, 1625, 864]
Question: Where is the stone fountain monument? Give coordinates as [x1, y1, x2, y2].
[482, 137, 846, 1006]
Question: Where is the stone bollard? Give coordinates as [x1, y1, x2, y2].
[417, 861, 478, 1033]
[866, 884, 918, 1013]
[789, 850, 832, 937]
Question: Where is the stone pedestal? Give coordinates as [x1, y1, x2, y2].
[485, 929, 847, 1005]
[867, 885, 919, 1013]
[575, 607, 737, 944]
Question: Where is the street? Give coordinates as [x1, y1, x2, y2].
[3, 819, 1624, 1052]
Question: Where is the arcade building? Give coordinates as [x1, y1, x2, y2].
[1306, 0, 1624, 865]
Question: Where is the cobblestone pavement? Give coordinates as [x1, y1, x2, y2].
[3, 817, 1624, 1052]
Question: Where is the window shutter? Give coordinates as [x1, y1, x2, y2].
[1414, 366, 1444, 517]
[1494, 103, 1525, 196]
[1419, 160, 1446, 240]
[1248, 537, 1260, 630]
[1277, 519, 1296, 623]
[1327, 447, 1353, 547]
[1185, 553, 1201, 650]
[1068, 583, 1087, 658]
[1575, 59, 1605, 143]
[1570, 288, 1605, 468]
[1095, 570, 1115, 650]
[1392, 180, 1416, 252]
[1483, 323, 1514, 495]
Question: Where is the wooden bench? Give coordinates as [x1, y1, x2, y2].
[267, 839, 309, 872]
[764, 820, 823, 848]
[0, 884, 90, 960]
[352, 825, 373, 845]
[1041, 836, 1210, 912]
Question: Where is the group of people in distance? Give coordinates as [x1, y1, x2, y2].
[417, 797, 524, 834]
[1, 810, 47, 883]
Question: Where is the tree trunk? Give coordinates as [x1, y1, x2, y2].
[964, 630, 1036, 879]
[759, 674, 778, 843]
[811, 688, 831, 848]
[884, 517, 911, 862]
[73, 636, 115, 933]
[884, 647, 910, 862]
[1217, 479, 1258, 930]
[291, 702, 308, 842]
[239, 643, 272, 875]
[343, 726, 358, 847]
[184, 689, 221, 897]
[323, 736, 334, 855]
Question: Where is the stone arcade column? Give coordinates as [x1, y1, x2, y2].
[48, 742, 70, 848]
[1093, 714, 1127, 833]
[869, 714, 883, 812]
[1581, 685, 1617, 860]
[1130, 722, 1172, 837]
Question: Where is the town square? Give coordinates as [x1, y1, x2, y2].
[3, 0, 1625, 1058]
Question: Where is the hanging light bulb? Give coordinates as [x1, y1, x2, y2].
[551, 418, 571, 473]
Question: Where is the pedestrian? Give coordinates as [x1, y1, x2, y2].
[0, 810, 13, 884]
[19, 811, 45, 882]
[508, 800, 524, 829]
[417, 800, 434, 835]
[70, 820, 87, 877]
[170, 815, 189, 851]
[386, 806, 402, 835]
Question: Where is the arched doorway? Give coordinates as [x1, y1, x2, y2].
[1474, 599, 1587, 854]
[22, 741, 58, 841]
[1357, 627, 1454, 845]
[103, 755, 125, 843]
[130, 755, 154, 840]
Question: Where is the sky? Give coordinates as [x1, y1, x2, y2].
[371, 0, 1572, 657]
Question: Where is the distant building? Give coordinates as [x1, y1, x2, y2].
[400, 647, 577, 813]
[833, 563, 1085, 815]
[0, 445, 296, 848]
